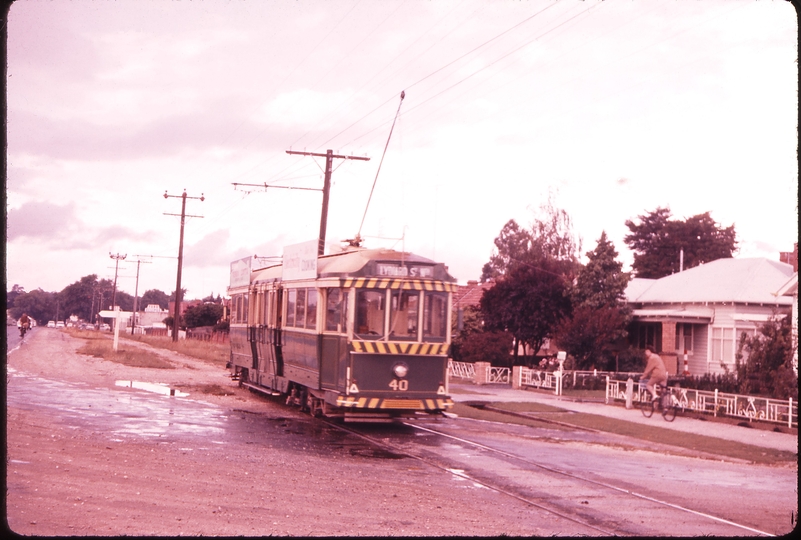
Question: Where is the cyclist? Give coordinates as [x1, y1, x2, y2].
[18, 313, 31, 338]
[641, 346, 668, 401]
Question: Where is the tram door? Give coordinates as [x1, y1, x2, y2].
[273, 288, 284, 378]
[320, 288, 348, 389]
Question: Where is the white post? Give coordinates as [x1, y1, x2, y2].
[625, 377, 634, 409]
[113, 306, 121, 352]
[714, 389, 718, 418]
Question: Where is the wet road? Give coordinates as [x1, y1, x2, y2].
[6, 355, 797, 536]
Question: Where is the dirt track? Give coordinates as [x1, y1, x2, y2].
[5, 329, 558, 536]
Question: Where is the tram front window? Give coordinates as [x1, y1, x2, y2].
[355, 289, 385, 340]
[389, 290, 419, 340]
[424, 292, 448, 341]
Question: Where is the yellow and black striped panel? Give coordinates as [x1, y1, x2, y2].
[341, 278, 457, 292]
[335, 395, 454, 411]
[351, 341, 449, 355]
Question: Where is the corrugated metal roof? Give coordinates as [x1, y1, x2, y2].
[626, 258, 794, 305]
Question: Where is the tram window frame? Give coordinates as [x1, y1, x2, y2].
[389, 289, 420, 341]
[355, 289, 386, 340]
[423, 291, 448, 342]
[305, 288, 318, 330]
[325, 288, 348, 333]
[295, 288, 307, 328]
[286, 289, 296, 327]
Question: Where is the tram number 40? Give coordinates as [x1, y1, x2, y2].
[389, 379, 409, 391]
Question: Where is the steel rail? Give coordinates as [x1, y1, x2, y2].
[406, 422, 775, 537]
[321, 419, 615, 535]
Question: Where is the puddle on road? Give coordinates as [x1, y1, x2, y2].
[8, 370, 227, 441]
[115, 380, 189, 397]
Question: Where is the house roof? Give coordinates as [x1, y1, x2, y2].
[453, 280, 493, 308]
[776, 273, 798, 297]
[625, 258, 794, 305]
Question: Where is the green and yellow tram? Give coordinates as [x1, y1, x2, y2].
[228, 245, 456, 422]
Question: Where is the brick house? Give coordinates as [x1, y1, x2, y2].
[625, 257, 794, 376]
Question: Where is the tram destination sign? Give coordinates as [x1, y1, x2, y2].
[229, 257, 252, 288]
[376, 263, 433, 278]
[283, 240, 318, 281]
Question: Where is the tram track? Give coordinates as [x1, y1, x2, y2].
[322, 416, 777, 536]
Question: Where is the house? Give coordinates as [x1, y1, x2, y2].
[625, 258, 794, 376]
[776, 272, 798, 374]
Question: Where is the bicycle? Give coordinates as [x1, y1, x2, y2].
[640, 383, 676, 422]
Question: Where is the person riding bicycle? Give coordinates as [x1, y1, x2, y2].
[641, 346, 668, 401]
[18, 313, 31, 337]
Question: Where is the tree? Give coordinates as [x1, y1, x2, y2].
[481, 254, 572, 364]
[7, 284, 25, 309]
[480, 219, 533, 282]
[624, 207, 737, 278]
[11, 289, 58, 324]
[183, 303, 224, 328]
[556, 232, 631, 370]
[571, 231, 630, 309]
[736, 316, 797, 399]
[141, 289, 170, 310]
[479, 198, 581, 365]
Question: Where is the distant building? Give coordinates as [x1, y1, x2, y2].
[779, 243, 798, 272]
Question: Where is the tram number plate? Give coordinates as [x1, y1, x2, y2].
[389, 379, 409, 391]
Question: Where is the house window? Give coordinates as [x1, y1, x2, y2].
[675, 323, 694, 354]
[635, 323, 660, 350]
[711, 327, 734, 365]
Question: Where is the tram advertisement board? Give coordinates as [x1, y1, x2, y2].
[283, 240, 318, 281]
[229, 257, 252, 288]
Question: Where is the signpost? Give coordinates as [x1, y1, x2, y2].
[98, 308, 132, 352]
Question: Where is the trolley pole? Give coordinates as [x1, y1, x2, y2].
[164, 190, 204, 341]
[285, 149, 370, 256]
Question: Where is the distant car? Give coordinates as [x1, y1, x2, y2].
[56, 321, 65, 328]
[100, 323, 111, 331]
[47, 321, 56, 328]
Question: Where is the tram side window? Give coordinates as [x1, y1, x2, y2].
[355, 289, 385, 340]
[389, 290, 419, 340]
[325, 288, 348, 333]
[296, 289, 307, 328]
[286, 290, 296, 327]
[423, 292, 447, 340]
[306, 289, 318, 330]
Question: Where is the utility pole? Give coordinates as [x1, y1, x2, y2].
[129, 258, 152, 334]
[286, 150, 370, 255]
[164, 190, 204, 341]
[109, 253, 127, 310]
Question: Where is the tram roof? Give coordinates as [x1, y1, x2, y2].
[250, 247, 454, 284]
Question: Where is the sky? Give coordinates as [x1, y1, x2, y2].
[5, 0, 798, 303]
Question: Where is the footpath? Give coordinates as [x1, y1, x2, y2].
[448, 381, 798, 454]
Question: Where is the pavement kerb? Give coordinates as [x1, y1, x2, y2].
[448, 382, 798, 454]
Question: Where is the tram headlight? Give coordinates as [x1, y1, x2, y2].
[392, 363, 409, 379]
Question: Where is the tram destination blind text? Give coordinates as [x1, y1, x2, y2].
[376, 264, 432, 278]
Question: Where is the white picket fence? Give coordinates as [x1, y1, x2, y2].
[605, 377, 798, 428]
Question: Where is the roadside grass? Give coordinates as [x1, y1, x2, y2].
[450, 402, 573, 431]
[122, 334, 229, 366]
[481, 401, 797, 465]
[76, 339, 175, 369]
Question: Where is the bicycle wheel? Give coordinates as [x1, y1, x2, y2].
[662, 402, 676, 422]
[640, 398, 654, 418]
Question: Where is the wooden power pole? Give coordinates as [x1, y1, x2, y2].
[164, 190, 204, 341]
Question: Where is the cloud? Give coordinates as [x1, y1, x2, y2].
[6, 201, 159, 249]
[183, 230, 232, 268]
[7, 201, 80, 241]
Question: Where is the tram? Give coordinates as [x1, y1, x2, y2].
[227, 242, 456, 422]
